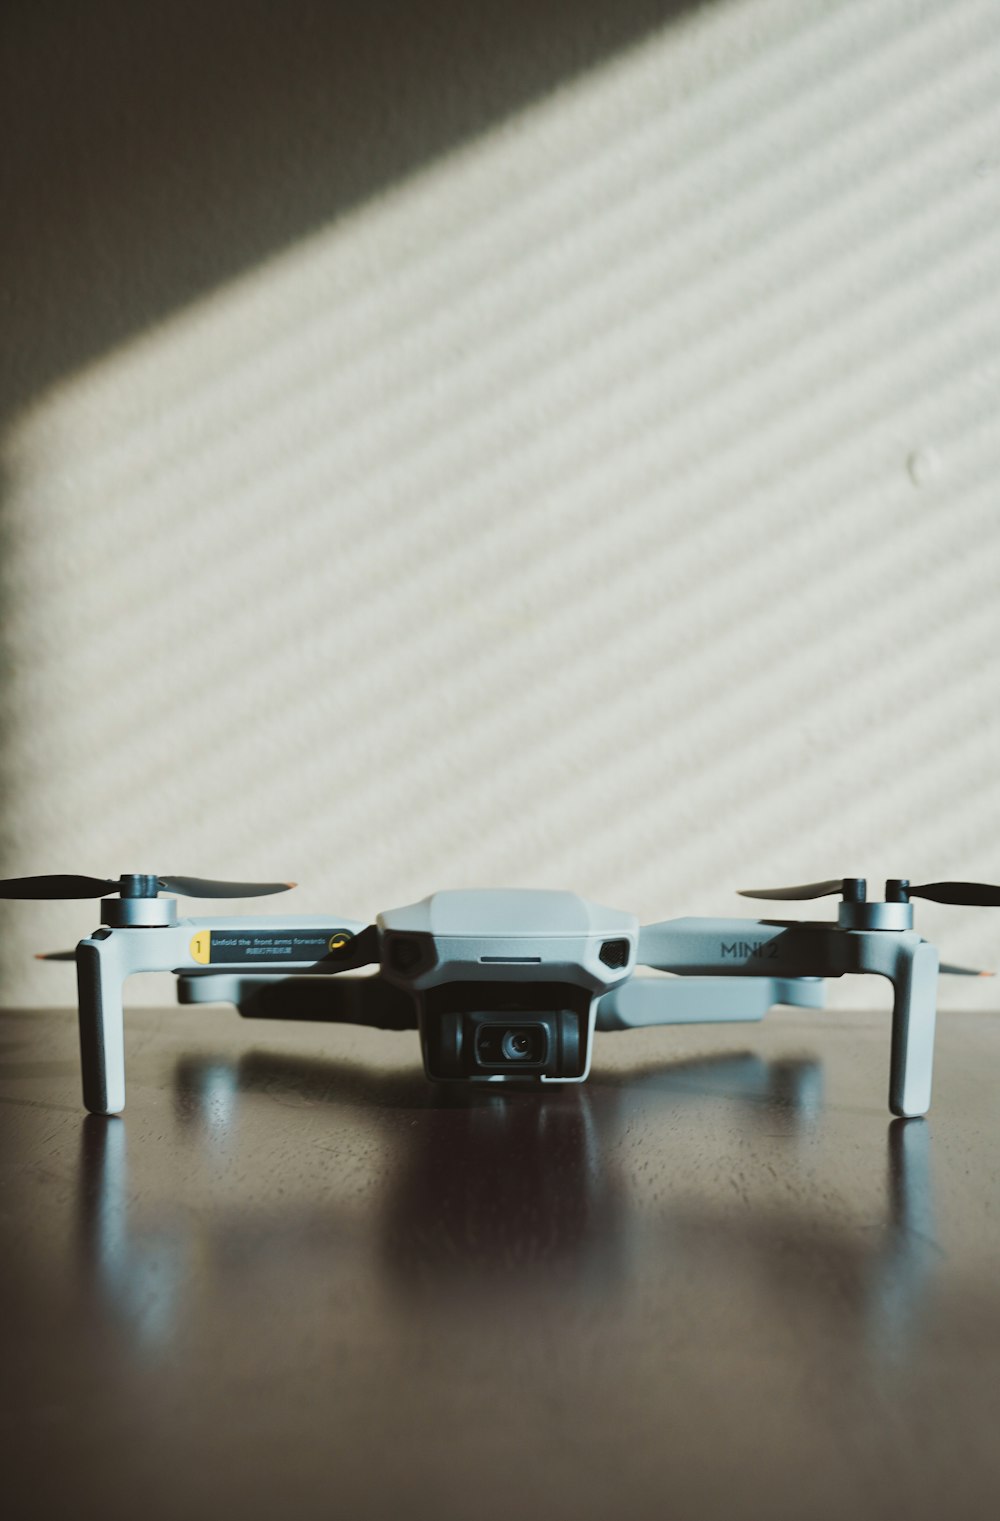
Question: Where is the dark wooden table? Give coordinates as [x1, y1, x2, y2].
[2, 1000, 999, 1520]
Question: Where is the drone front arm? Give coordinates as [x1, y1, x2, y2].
[596, 975, 824, 1031]
[76, 915, 373, 1115]
[639, 918, 940, 1117]
[76, 925, 193, 1113]
[857, 934, 939, 1118]
[76, 935, 128, 1115]
[636, 918, 846, 978]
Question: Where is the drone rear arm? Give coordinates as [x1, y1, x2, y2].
[181, 969, 820, 1035]
[596, 975, 824, 1030]
[178, 972, 417, 1029]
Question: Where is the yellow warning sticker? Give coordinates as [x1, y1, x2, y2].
[187, 929, 354, 964]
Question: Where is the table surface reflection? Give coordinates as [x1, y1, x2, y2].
[2, 1000, 999, 1521]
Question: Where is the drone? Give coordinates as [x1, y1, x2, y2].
[4, 871, 997, 1119]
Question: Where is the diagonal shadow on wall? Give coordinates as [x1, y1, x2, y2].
[0, 0, 703, 880]
[0, 0, 702, 420]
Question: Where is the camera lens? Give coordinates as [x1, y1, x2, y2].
[501, 1028, 539, 1061]
[472, 1021, 548, 1068]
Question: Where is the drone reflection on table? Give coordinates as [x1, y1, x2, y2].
[75, 1048, 935, 1362]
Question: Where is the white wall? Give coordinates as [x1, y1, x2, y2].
[3, 0, 1000, 1007]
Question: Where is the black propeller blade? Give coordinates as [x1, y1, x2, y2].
[739, 876, 1000, 908]
[0, 873, 295, 900]
[0, 874, 118, 899]
[738, 878, 862, 902]
[157, 876, 296, 899]
[908, 881, 1000, 907]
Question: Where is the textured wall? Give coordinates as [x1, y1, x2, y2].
[2, 0, 1000, 1008]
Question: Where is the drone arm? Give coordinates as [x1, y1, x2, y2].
[890, 944, 938, 1118]
[76, 936, 128, 1115]
[74, 917, 377, 1115]
[858, 934, 939, 1118]
[596, 975, 824, 1031]
[639, 919, 940, 1116]
[178, 971, 417, 1030]
[76, 926, 193, 1115]
[636, 917, 829, 975]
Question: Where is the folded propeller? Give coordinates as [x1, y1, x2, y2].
[738, 877, 1000, 908]
[0, 873, 295, 901]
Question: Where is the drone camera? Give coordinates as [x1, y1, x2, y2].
[420, 982, 591, 1082]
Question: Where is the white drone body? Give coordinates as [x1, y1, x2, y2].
[375, 890, 824, 1085]
[379, 888, 637, 1085]
[16, 872, 991, 1119]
